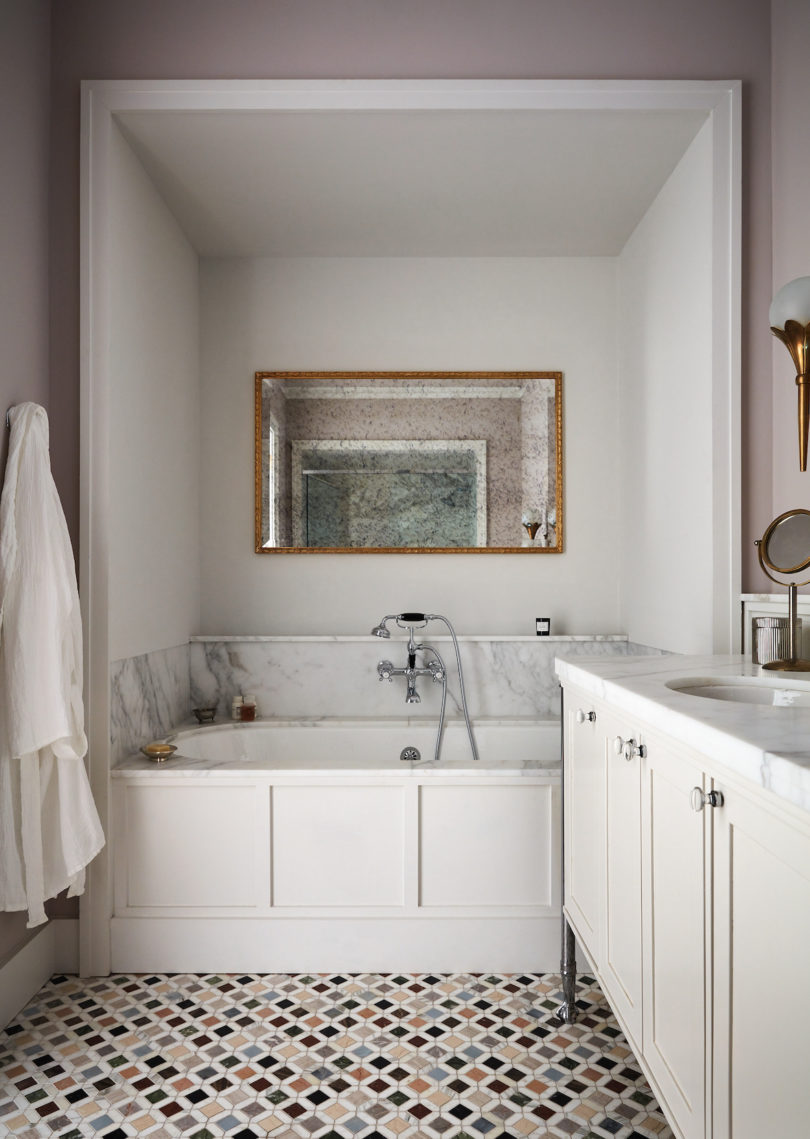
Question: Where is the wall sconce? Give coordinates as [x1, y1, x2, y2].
[522, 513, 541, 540]
[770, 276, 810, 470]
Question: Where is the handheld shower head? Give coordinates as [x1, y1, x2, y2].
[371, 613, 432, 637]
[395, 612, 428, 631]
[370, 615, 397, 638]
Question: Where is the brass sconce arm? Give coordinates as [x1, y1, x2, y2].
[771, 319, 810, 377]
[771, 319, 810, 471]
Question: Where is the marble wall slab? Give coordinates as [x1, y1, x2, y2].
[189, 636, 662, 723]
[110, 643, 190, 764]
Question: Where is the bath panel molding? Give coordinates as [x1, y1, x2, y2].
[111, 765, 561, 972]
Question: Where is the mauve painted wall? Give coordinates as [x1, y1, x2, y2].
[49, 0, 773, 588]
[0, 0, 49, 458]
[0, 0, 51, 972]
[770, 0, 810, 526]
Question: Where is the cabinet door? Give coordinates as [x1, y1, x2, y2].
[601, 713, 643, 1052]
[641, 738, 708, 1139]
[563, 687, 605, 961]
[712, 783, 810, 1139]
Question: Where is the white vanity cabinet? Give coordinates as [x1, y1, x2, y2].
[564, 686, 645, 1051]
[563, 689, 605, 960]
[603, 711, 645, 1052]
[711, 776, 810, 1139]
[640, 730, 709, 1139]
[561, 674, 810, 1139]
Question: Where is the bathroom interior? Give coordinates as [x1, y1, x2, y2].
[2, 2, 810, 1138]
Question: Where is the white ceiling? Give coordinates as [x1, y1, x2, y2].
[116, 108, 708, 258]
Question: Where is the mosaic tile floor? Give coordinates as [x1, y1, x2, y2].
[0, 972, 673, 1139]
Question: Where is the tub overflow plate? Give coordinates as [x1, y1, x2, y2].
[400, 746, 421, 762]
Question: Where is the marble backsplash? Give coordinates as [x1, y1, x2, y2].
[189, 636, 661, 722]
[110, 643, 190, 764]
[110, 635, 663, 761]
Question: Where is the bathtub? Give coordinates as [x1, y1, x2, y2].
[158, 716, 559, 770]
[111, 717, 561, 974]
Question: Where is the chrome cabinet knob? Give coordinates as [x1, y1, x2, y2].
[691, 787, 724, 811]
[615, 736, 645, 761]
[576, 709, 596, 724]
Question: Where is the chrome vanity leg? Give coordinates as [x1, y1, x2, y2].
[557, 918, 577, 1023]
[555, 686, 577, 1023]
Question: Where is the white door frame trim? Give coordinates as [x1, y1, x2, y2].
[80, 77, 741, 976]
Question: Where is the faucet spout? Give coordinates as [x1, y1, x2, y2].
[405, 671, 421, 703]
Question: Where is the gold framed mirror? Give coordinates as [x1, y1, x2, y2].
[254, 371, 563, 554]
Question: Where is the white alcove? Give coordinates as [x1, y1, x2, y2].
[80, 79, 740, 974]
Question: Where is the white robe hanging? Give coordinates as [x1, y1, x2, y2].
[0, 402, 104, 927]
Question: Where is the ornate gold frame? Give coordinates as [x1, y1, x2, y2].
[254, 371, 563, 554]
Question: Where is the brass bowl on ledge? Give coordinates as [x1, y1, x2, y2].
[140, 742, 177, 762]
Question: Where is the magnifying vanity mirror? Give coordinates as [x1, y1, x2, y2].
[255, 371, 563, 553]
[756, 508, 810, 670]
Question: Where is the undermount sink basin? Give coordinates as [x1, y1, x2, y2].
[666, 676, 810, 707]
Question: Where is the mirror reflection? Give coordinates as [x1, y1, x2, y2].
[255, 371, 562, 553]
[756, 508, 810, 672]
[762, 509, 810, 575]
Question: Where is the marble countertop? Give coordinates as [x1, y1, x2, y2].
[555, 653, 810, 813]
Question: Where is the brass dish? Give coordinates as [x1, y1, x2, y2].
[140, 742, 177, 762]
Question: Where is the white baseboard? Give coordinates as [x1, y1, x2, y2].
[111, 915, 562, 974]
[0, 919, 78, 1028]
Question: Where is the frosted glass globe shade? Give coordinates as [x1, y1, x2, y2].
[770, 276, 810, 329]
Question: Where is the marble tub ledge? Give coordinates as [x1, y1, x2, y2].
[190, 633, 631, 643]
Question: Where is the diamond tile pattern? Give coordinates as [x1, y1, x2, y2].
[0, 972, 673, 1137]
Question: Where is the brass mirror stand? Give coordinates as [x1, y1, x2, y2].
[757, 579, 810, 671]
[756, 508, 810, 671]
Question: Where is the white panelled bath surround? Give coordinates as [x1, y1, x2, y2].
[111, 720, 560, 973]
[108, 635, 659, 975]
